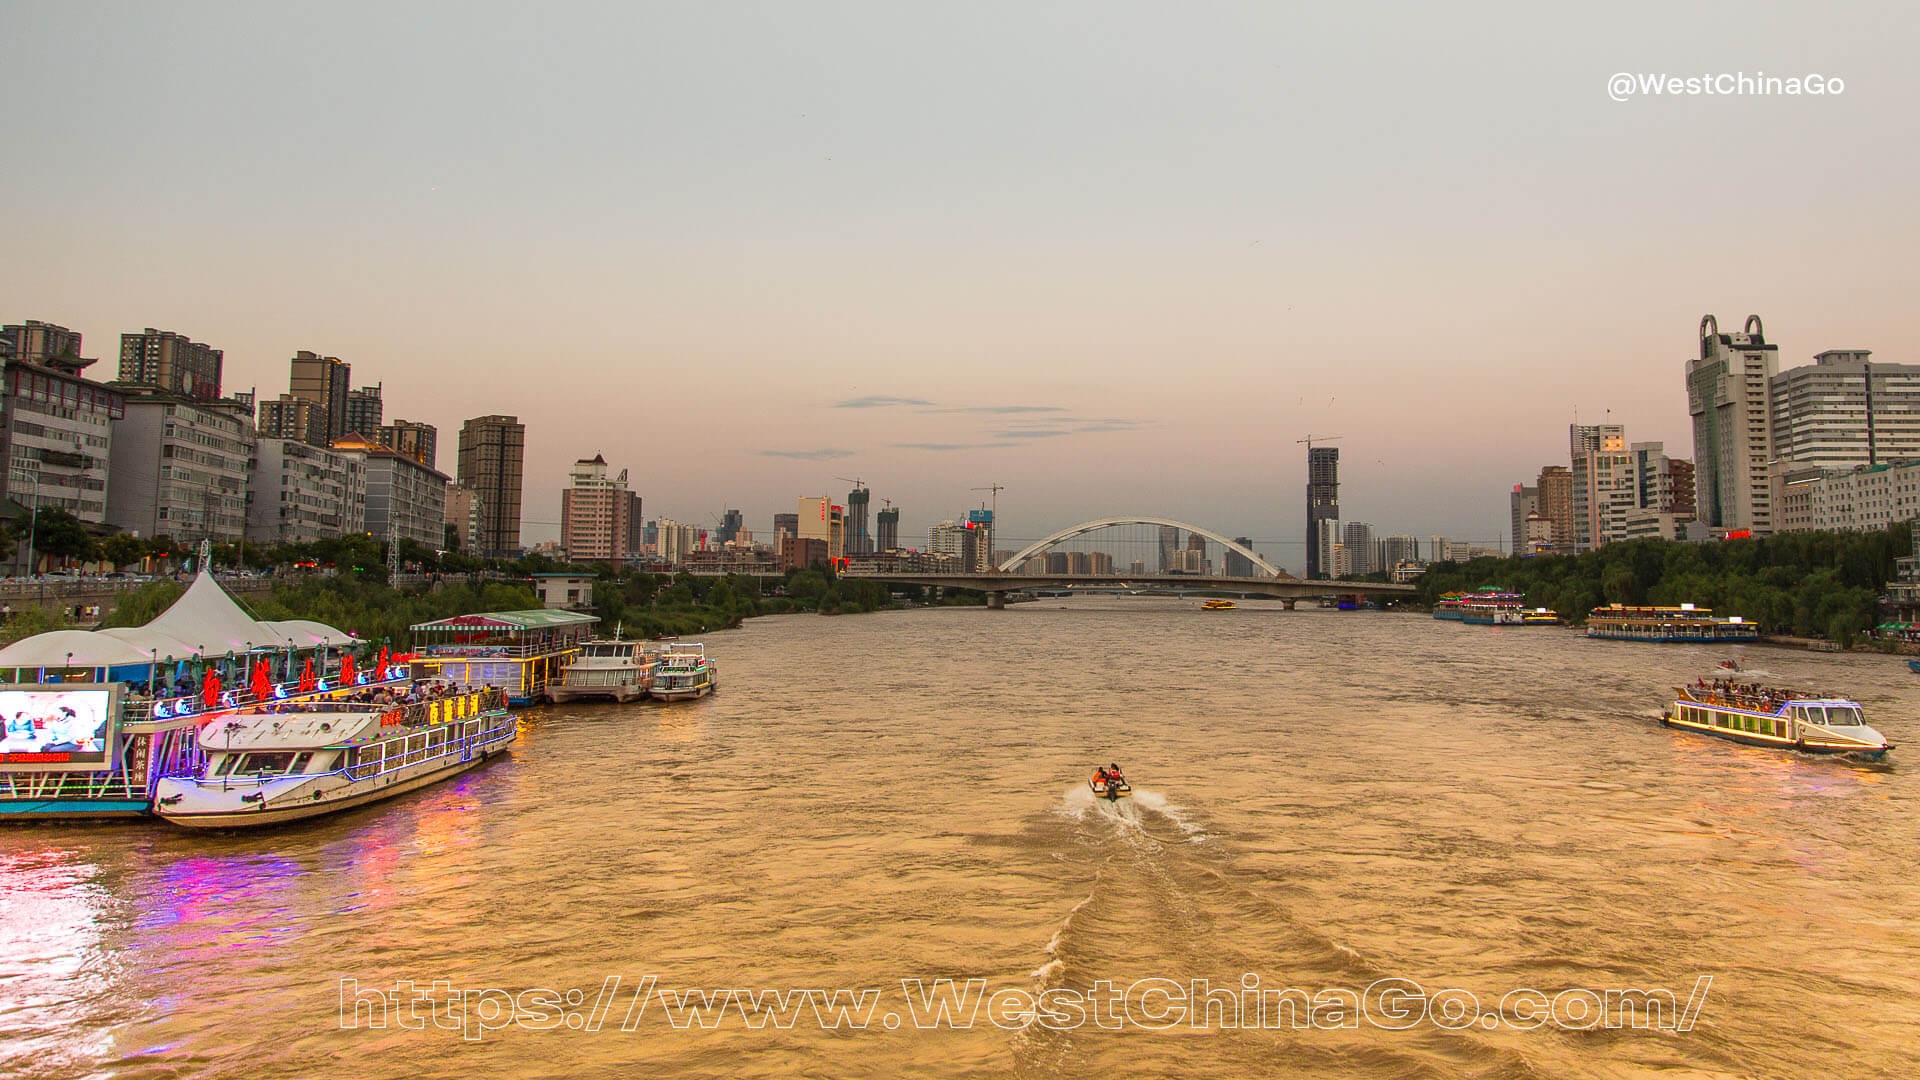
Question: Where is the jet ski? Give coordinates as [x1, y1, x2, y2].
[1090, 765, 1131, 800]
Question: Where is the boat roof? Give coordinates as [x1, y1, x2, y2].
[201, 709, 385, 751]
[409, 610, 599, 631]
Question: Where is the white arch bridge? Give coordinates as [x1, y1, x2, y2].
[843, 515, 1417, 607]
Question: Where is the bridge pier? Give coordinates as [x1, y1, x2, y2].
[987, 592, 1006, 610]
[1282, 599, 1297, 610]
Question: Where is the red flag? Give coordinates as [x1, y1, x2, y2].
[299, 658, 316, 693]
[340, 653, 357, 686]
[375, 645, 389, 679]
[202, 671, 222, 710]
[251, 659, 271, 700]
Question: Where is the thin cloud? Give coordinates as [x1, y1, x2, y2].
[929, 405, 1067, 415]
[834, 395, 935, 409]
[893, 441, 1002, 451]
[758, 448, 856, 460]
[994, 429, 1070, 439]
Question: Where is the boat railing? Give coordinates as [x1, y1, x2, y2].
[118, 666, 412, 727]
[417, 640, 583, 660]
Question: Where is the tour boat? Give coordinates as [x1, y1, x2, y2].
[1432, 593, 1468, 620]
[154, 687, 516, 828]
[1521, 607, 1560, 625]
[408, 609, 598, 706]
[1459, 591, 1528, 624]
[1663, 682, 1892, 759]
[1586, 604, 1759, 643]
[547, 638, 657, 703]
[0, 563, 400, 821]
[651, 644, 717, 701]
[1202, 599, 1237, 611]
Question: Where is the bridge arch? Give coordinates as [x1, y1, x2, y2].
[997, 517, 1284, 577]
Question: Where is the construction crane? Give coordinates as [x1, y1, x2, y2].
[1296, 434, 1343, 451]
[971, 483, 1006, 519]
[835, 476, 867, 492]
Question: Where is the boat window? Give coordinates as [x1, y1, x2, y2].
[213, 754, 239, 777]
[1826, 707, 1863, 727]
[238, 752, 298, 776]
[289, 752, 313, 773]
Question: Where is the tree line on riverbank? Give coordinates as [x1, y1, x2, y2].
[1413, 525, 1911, 645]
[55, 564, 905, 649]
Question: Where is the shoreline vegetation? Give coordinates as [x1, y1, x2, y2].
[0, 532, 989, 646]
[1410, 525, 1911, 648]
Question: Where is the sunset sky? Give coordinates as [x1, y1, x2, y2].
[5, 2, 1916, 568]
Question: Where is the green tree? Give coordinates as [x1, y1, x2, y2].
[99, 533, 149, 569]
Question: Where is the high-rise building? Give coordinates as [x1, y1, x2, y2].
[1224, 536, 1256, 578]
[117, 327, 223, 400]
[343, 384, 383, 438]
[1666, 457, 1697, 519]
[717, 508, 743, 544]
[5, 320, 84, 364]
[1157, 525, 1179, 571]
[377, 419, 437, 468]
[846, 485, 871, 555]
[1379, 534, 1420, 567]
[1569, 423, 1625, 551]
[1088, 551, 1114, 574]
[106, 388, 254, 542]
[1, 346, 122, 523]
[1342, 521, 1375, 575]
[258, 393, 331, 447]
[1510, 485, 1539, 555]
[967, 509, 994, 571]
[457, 414, 526, 557]
[1306, 446, 1339, 579]
[560, 454, 638, 562]
[929, 520, 978, 568]
[1537, 465, 1575, 551]
[1318, 517, 1342, 578]
[773, 512, 799, 540]
[875, 506, 900, 552]
[249, 438, 366, 543]
[288, 351, 351, 444]
[797, 496, 846, 562]
[1689, 314, 1779, 532]
[334, 434, 450, 546]
[1770, 349, 1920, 468]
[444, 482, 483, 551]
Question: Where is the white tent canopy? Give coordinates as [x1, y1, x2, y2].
[258, 619, 358, 648]
[0, 629, 161, 669]
[0, 572, 357, 670]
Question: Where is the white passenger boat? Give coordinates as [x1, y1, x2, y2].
[153, 687, 515, 828]
[1663, 682, 1893, 760]
[651, 644, 717, 701]
[547, 639, 657, 703]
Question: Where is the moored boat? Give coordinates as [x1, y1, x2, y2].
[408, 609, 598, 706]
[1586, 604, 1759, 643]
[1201, 599, 1237, 611]
[1433, 593, 1468, 620]
[1662, 681, 1892, 759]
[0, 563, 400, 822]
[651, 643, 717, 701]
[1459, 590, 1527, 624]
[548, 638, 657, 703]
[154, 686, 515, 828]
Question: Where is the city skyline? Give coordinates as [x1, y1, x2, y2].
[4, 5, 1916, 560]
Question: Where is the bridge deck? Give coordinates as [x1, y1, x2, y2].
[842, 572, 1415, 598]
